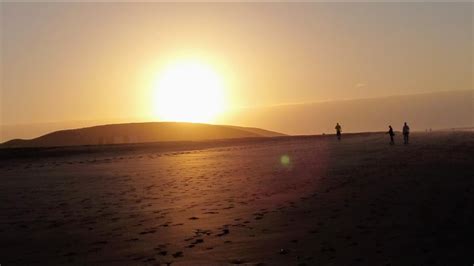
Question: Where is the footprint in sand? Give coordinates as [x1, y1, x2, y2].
[139, 229, 156, 235]
[278, 248, 289, 255]
[228, 258, 246, 264]
[216, 228, 230, 236]
[172, 251, 183, 258]
[192, 238, 204, 244]
[91, 240, 108, 245]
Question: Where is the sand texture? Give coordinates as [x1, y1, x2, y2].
[1, 132, 473, 265]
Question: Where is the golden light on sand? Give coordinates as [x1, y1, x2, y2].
[153, 59, 226, 123]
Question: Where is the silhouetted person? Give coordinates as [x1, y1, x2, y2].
[386, 125, 395, 145]
[335, 123, 342, 140]
[403, 122, 410, 144]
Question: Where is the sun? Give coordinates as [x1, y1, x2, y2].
[153, 60, 226, 123]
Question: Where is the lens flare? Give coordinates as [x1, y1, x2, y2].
[280, 155, 290, 166]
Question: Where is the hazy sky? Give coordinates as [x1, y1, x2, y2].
[1, 2, 472, 127]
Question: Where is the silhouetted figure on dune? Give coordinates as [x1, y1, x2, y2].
[387, 125, 395, 145]
[403, 122, 410, 144]
[335, 123, 342, 140]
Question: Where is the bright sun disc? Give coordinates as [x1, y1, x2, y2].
[153, 60, 225, 123]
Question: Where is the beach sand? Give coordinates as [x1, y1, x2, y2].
[1, 131, 473, 265]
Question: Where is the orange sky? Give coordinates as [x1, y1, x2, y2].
[1, 2, 472, 140]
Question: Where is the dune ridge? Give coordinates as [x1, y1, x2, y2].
[0, 122, 285, 148]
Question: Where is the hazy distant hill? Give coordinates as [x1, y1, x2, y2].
[0, 122, 285, 148]
[227, 90, 473, 135]
[1, 90, 471, 144]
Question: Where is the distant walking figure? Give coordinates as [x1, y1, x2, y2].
[335, 123, 342, 140]
[387, 125, 395, 145]
[403, 122, 410, 144]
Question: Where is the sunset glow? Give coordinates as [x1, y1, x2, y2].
[1, 2, 473, 265]
[153, 60, 226, 123]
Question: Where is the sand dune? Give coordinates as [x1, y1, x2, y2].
[0, 122, 285, 148]
[1, 131, 473, 265]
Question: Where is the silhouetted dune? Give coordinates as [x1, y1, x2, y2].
[0, 122, 285, 148]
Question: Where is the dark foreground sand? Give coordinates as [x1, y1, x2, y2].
[1, 132, 473, 265]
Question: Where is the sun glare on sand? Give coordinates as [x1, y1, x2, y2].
[153, 60, 226, 123]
